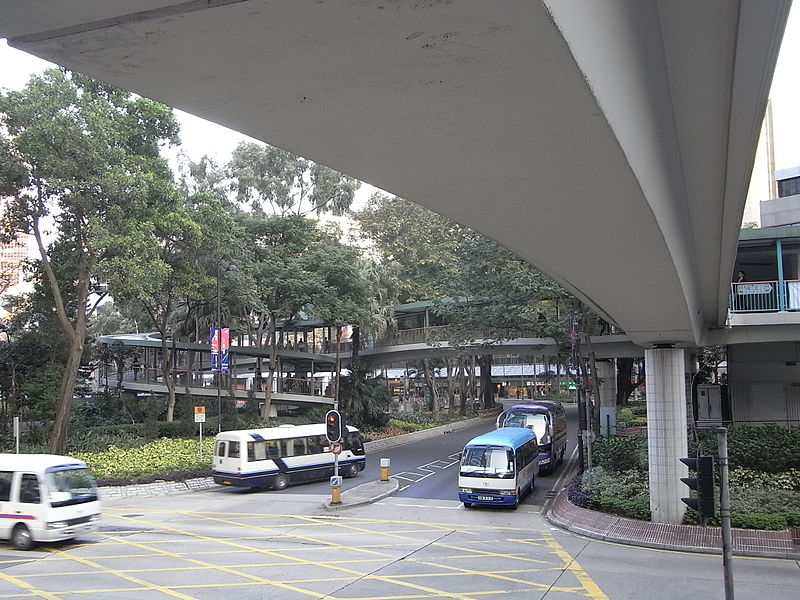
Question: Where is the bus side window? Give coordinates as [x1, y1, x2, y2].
[265, 441, 280, 459]
[19, 473, 41, 504]
[292, 438, 307, 456]
[248, 441, 268, 461]
[307, 436, 324, 454]
[216, 441, 227, 458]
[0, 471, 12, 501]
[228, 441, 240, 459]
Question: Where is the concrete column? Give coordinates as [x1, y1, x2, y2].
[645, 347, 689, 524]
[597, 359, 617, 435]
[597, 359, 616, 408]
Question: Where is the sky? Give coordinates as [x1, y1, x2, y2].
[1, 6, 798, 195]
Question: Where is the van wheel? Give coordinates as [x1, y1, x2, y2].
[343, 463, 359, 478]
[272, 473, 289, 491]
[530, 476, 535, 495]
[463, 502, 472, 508]
[11, 524, 35, 551]
[511, 489, 520, 510]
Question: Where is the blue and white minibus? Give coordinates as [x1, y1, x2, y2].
[496, 400, 567, 473]
[213, 423, 365, 490]
[458, 428, 539, 509]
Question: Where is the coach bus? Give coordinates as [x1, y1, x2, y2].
[496, 400, 567, 473]
[213, 423, 365, 490]
[458, 427, 539, 509]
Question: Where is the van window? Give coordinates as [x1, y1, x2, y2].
[19, 474, 41, 504]
[216, 441, 227, 457]
[0, 471, 11, 501]
[228, 441, 240, 458]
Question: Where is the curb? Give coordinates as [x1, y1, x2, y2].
[321, 478, 401, 511]
[545, 477, 800, 560]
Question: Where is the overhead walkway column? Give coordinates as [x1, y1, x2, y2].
[596, 359, 617, 435]
[645, 347, 689, 524]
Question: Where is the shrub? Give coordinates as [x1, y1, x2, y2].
[67, 424, 146, 453]
[75, 437, 214, 480]
[694, 425, 800, 473]
[591, 436, 648, 472]
[729, 467, 800, 491]
[731, 513, 797, 531]
[730, 486, 800, 514]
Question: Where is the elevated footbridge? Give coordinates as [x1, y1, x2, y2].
[2, 0, 791, 525]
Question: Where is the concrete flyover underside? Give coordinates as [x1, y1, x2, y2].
[0, 0, 791, 348]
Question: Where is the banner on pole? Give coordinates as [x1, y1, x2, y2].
[210, 327, 230, 372]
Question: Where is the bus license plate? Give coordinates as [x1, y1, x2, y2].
[477, 495, 493, 501]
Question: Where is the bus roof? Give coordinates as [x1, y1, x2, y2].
[0, 454, 88, 471]
[508, 401, 564, 413]
[464, 427, 536, 449]
[215, 423, 358, 441]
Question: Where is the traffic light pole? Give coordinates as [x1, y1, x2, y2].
[717, 427, 734, 600]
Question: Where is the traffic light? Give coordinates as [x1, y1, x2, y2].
[325, 410, 343, 443]
[680, 455, 715, 520]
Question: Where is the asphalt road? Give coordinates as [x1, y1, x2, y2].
[0, 405, 797, 599]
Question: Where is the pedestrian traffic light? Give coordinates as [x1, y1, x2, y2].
[325, 410, 343, 443]
[680, 455, 715, 520]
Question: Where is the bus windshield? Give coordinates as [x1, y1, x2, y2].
[503, 412, 548, 440]
[460, 445, 514, 478]
[46, 466, 98, 507]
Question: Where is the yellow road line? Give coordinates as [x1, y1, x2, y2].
[541, 532, 610, 600]
[0, 570, 63, 600]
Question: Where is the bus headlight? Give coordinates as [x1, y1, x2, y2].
[459, 487, 472, 493]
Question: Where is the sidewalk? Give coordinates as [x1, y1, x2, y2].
[545, 475, 800, 560]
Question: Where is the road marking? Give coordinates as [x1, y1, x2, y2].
[0, 570, 62, 600]
[541, 532, 611, 600]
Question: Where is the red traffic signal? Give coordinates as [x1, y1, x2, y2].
[325, 410, 343, 442]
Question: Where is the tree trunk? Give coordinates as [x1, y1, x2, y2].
[477, 354, 494, 410]
[422, 359, 438, 414]
[261, 313, 277, 419]
[50, 330, 83, 454]
[162, 335, 177, 421]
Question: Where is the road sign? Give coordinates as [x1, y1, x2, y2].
[331, 442, 343, 455]
[194, 406, 206, 423]
[330, 476, 342, 487]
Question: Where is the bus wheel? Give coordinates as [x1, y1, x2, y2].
[272, 473, 289, 491]
[511, 490, 520, 509]
[530, 476, 535, 495]
[463, 502, 472, 508]
[343, 463, 359, 478]
[11, 524, 35, 551]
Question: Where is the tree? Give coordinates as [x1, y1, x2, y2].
[228, 142, 359, 216]
[110, 191, 238, 421]
[0, 70, 180, 453]
[356, 193, 462, 303]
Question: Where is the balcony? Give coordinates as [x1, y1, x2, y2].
[728, 280, 800, 327]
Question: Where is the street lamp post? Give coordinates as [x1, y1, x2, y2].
[215, 263, 237, 433]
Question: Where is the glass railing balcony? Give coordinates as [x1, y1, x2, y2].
[729, 279, 800, 313]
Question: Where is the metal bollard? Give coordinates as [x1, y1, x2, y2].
[330, 475, 342, 505]
[380, 457, 390, 482]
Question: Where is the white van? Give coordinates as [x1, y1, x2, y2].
[0, 454, 101, 550]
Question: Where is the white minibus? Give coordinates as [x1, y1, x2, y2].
[0, 454, 101, 550]
[458, 427, 539, 509]
[213, 423, 366, 490]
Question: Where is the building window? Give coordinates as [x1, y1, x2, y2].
[777, 176, 800, 198]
